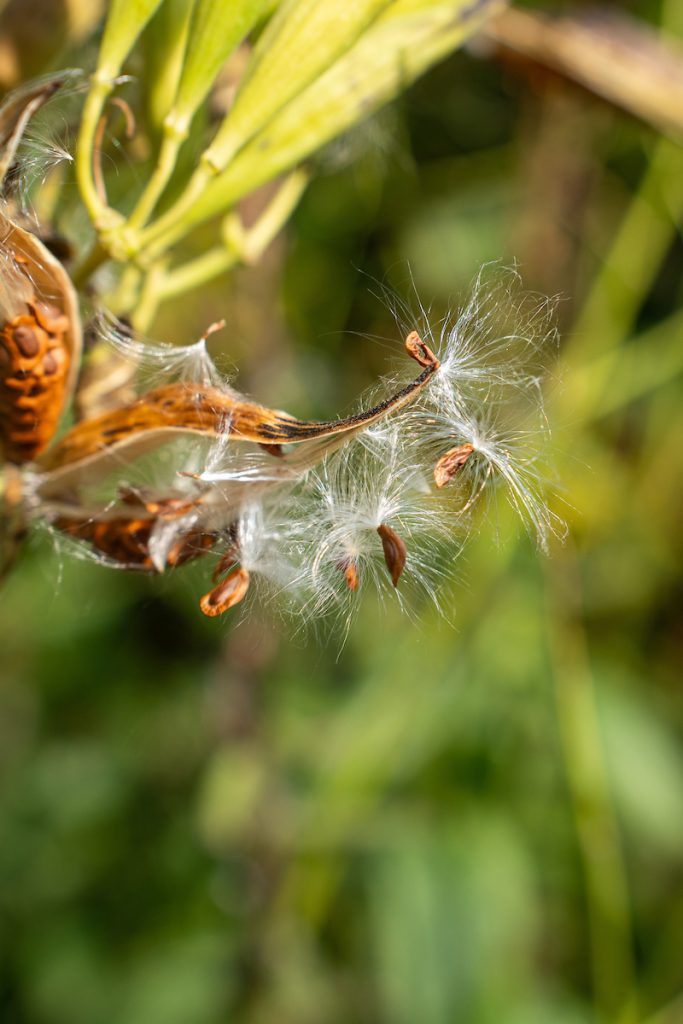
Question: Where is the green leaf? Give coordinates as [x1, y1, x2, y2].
[141, 0, 197, 134]
[168, 0, 275, 140]
[95, 0, 166, 80]
[157, 0, 506, 241]
[202, 0, 395, 172]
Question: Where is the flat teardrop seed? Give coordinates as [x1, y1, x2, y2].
[41, 351, 58, 375]
[377, 523, 407, 587]
[12, 325, 41, 357]
[200, 568, 251, 617]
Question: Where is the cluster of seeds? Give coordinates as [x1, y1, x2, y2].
[0, 289, 71, 462]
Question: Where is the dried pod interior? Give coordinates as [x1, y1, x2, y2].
[0, 212, 81, 462]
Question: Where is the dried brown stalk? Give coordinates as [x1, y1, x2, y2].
[485, 6, 683, 139]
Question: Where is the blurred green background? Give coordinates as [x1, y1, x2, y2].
[1, 2, 683, 1022]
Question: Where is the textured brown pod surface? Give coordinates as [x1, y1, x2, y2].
[0, 211, 81, 462]
[54, 514, 217, 571]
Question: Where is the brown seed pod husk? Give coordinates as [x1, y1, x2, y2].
[54, 514, 156, 570]
[377, 522, 407, 587]
[433, 443, 475, 488]
[0, 211, 82, 462]
[54, 511, 217, 572]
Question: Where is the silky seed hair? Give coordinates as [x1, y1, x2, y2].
[29, 267, 563, 627]
[93, 310, 228, 390]
[4, 70, 85, 213]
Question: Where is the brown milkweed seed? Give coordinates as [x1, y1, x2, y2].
[337, 558, 359, 592]
[211, 542, 240, 583]
[434, 444, 475, 488]
[405, 330, 440, 369]
[377, 523, 407, 587]
[200, 567, 251, 617]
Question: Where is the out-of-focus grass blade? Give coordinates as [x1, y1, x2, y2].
[486, 6, 683, 140]
[600, 683, 683, 857]
[369, 821, 536, 1024]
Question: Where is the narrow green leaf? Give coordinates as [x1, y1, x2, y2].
[156, 0, 506, 242]
[201, 0, 394, 172]
[168, 0, 274, 140]
[142, 0, 197, 134]
[95, 0, 166, 80]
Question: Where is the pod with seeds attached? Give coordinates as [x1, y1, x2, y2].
[54, 511, 217, 571]
[55, 514, 157, 569]
[37, 330, 439, 494]
[0, 212, 82, 463]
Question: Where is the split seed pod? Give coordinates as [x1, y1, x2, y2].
[0, 212, 82, 463]
[55, 514, 217, 572]
[38, 330, 439, 494]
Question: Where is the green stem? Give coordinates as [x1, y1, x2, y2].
[126, 125, 187, 230]
[156, 169, 309, 301]
[236, 168, 310, 259]
[545, 544, 637, 1024]
[135, 160, 215, 255]
[106, 264, 144, 316]
[130, 260, 168, 333]
[75, 76, 120, 229]
[158, 247, 238, 299]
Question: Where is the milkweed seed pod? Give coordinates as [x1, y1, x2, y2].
[54, 513, 217, 573]
[0, 211, 81, 463]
